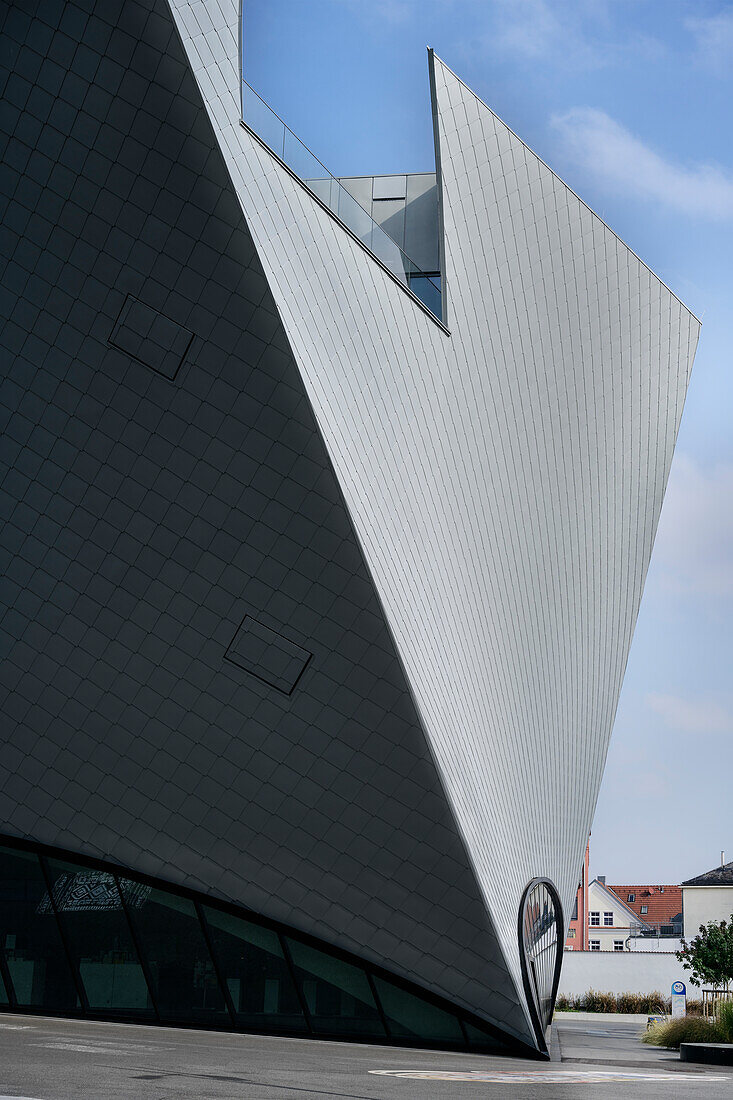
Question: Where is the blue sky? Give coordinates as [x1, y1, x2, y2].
[244, 0, 733, 885]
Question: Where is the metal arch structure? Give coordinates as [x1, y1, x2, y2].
[518, 879, 564, 1053]
[0, 0, 699, 1056]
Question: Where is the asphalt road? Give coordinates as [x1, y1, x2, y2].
[0, 1012, 729, 1099]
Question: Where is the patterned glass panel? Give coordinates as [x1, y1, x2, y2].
[45, 858, 153, 1015]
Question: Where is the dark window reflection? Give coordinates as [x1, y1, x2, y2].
[464, 1019, 503, 1050]
[373, 975, 463, 1043]
[45, 858, 153, 1016]
[121, 883, 227, 1024]
[408, 273, 442, 319]
[0, 846, 78, 1011]
[202, 907, 306, 1033]
[285, 937, 385, 1038]
[0, 842, 508, 1053]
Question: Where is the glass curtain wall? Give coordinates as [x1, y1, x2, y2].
[240, 81, 443, 322]
[0, 840, 506, 1053]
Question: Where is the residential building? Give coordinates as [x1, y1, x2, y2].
[607, 884, 682, 946]
[585, 880, 646, 952]
[682, 860, 733, 940]
[0, 0, 699, 1057]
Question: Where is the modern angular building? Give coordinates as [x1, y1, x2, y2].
[0, 0, 699, 1057]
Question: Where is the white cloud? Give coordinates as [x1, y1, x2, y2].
[651, 454, 733, 599]
[489, 0, 663, 70]
[550, 107, 733, 219]
[646, 692, 733, 735]
[686, 11, 733, 74]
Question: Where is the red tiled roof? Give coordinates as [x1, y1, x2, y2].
[607, 885, 682, 926]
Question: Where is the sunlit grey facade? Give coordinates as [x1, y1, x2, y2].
[0, 0, 698, 1056]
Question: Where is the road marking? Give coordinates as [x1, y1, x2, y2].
[30, 1040, 174, 1055]
[369, 1069, 729, 1083]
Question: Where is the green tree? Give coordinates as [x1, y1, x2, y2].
[676, 917, 733, 988]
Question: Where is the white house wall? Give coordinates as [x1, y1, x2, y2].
[683, 887, 733, 939]
[558, 951, 686, 998]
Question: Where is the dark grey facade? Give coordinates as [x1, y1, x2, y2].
[0, 0, 531, 1053]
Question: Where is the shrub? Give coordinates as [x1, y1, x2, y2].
[642, 1015, 725, 1049]
[717, 998, 733, 1042]
[554, 990, 669, 1014]
[583, 989, 618, 1012]
[640, 991, 667, 1014]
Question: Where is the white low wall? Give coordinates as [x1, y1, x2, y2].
[558, 950, 688, 997]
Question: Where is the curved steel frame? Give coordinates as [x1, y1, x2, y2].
[518, 878, 564, 1055]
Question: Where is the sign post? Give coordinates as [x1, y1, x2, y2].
[671, 980, 686, 1018]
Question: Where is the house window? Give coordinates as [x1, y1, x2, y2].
[590, 911, 600, 926]
[627, 894, 635, 903]
[614, 940, 624, 952]
[604, 912, 613, 926]
[571, 897, 578, 921]
[567, 928, 576, 939]
[660, 886, 664, 893]
[590, 940, 600, 951]
[640, 905, 648, 915]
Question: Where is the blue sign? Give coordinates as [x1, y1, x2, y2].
[671, 980, 687, 1018]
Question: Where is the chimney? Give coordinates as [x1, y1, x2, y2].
[598, 875, 606, 884]
[722, 851, 726, 867]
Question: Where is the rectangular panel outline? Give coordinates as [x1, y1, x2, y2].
[108, 294, 195, 381]
[224, 614, 313, 695]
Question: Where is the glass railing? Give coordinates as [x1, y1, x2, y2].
[241, 80, 442, 321]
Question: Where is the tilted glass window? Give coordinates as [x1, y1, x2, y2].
[285, 937, 386, 1038]
[372, 975, 463, 1043]
[202, 907, 306, 1033]
[0, 840, 513, 1054]
[0, 846, 79, 1011]
[463, 1018, 504, 1051]
[44, 858, 153, 1016]
[121, 883, 227, 1025]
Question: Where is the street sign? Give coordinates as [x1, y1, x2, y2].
[671, 980, 686, 1018]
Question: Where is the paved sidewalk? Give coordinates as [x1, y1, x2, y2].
[0, 1012, 728, 1099]
[554, 1012, 685, 1070]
